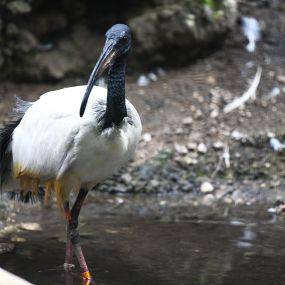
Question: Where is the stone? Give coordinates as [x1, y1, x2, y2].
[187, 142, 197, 151]
[200, 182, 214, 193]
[20, 223, 42, 231]
[202, 194, 215, 205]
[129, 0, 237, 67]
[0, 243, 15, 254]
[174, 143, 188, 155]
[213, 141, 224, 150]
[182, 117, 193, 126]
[277, 74, 285, 83]
[197, 143, 207, 154]
[7, 1, 31, 14]
[142, 133, 152, 142]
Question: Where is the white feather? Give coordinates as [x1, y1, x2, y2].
[10, 85, 141, 188]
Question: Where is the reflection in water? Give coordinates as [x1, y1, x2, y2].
[237, 224, 256, 248]
[0, 200, 285, 285]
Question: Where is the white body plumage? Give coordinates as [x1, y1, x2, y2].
[8, 85, 141, 192]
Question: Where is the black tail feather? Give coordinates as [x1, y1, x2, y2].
[0, 119, 21, 187]
[7, 187, 45, 204]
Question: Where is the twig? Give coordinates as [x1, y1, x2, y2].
[224, 66, 262, 113]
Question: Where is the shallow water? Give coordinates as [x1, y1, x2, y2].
[0, 194, 285, 285]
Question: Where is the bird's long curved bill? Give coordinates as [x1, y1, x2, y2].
[80, 41, 117, 117]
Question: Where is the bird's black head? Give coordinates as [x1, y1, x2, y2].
[105, 24, 131, 57]
[80, 24, 131, 117]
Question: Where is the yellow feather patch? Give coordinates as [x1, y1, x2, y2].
[14, 163, 82, 210]
[44, 180, 54, 208]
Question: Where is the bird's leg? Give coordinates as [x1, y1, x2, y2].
[69, 188, 91, 280]
[64, 202, 74, 269]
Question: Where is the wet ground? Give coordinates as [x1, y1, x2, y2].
[1, 194, 285, 285]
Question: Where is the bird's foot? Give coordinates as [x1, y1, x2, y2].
[63, 263, 75, 270]
[82, 271, 92, 280]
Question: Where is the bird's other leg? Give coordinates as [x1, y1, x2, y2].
[69, 188, 91, 280]
[64, 201, 74, 270]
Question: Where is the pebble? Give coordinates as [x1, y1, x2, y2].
[182, 156, 198, 165]
[202, 194, 215, 205]
[10, 235, 26, 242]
[142, 133, 152, 142]
[174, 143, 188, 154]
[207, 75, 216, 85]
[213, 141, 224, 150]
[224, 196, 233, 204]
[148, 72, 158, 81]
[116, 198, 124, 205]
[269, 87, 280, 97]
[137, 75, 150, 87]
[187, 142, 197, 151]
[197, 143, 207, 154]
[210, 109, 219, 118]
[121, 173, 132, 184]
[277, 74, 285, 83]
[182, 117, 193, 126]
[0, 242, 15, 254]
[157, 68, 166, 77]
[20, 222, 42, 231]
[200, 182, 214, 193]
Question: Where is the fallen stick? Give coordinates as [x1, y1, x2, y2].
[224, 66, 262, 113]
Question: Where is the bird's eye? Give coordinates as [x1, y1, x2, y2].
[120, 36, 128, 44]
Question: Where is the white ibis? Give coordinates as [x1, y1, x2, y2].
[0, 24, 141, 280]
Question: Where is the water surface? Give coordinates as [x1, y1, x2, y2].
[0, 194, 285, 285]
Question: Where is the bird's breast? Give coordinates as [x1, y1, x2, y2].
[71, 124, 136, 183]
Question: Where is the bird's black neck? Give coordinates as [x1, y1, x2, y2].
[103, 55, 128, 129]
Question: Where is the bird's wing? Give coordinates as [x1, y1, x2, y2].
[11, 85, 106, 181]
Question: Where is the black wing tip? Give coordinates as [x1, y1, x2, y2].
[0, 119, 23, 186]
[7, 188, 45, 204]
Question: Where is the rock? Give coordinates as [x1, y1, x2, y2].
[28, 11, 68, 37]
[7, 1, 31, 14]
[142, 133, 152, 142]
[200, 182, 214, 193]
[182, 155, 198, 165]
[182, 117, 193, 126]
[277, 74, 285, 83]
[148, 72, 158, 81]
[129, 0, 237, 67]
[137, 75, 150, 86]
[0, 0, 237, 80]
[213, 141, 224, 150]
[0, 243, 15, 254]
[10, 235, 26, 242]
[224, 196, 233, 204]
[197, 143, 207, 154]
[20, 223, 42, 231]
[16, 29, 38, 52]
[174, 143, 188, 154]
[121, 173, 132, 184]
[187, 142, 197, 151]
[202, 194, 215, 205]
[210, 109, 219, 118]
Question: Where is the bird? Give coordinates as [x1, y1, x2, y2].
[0, 24, 142, 280]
